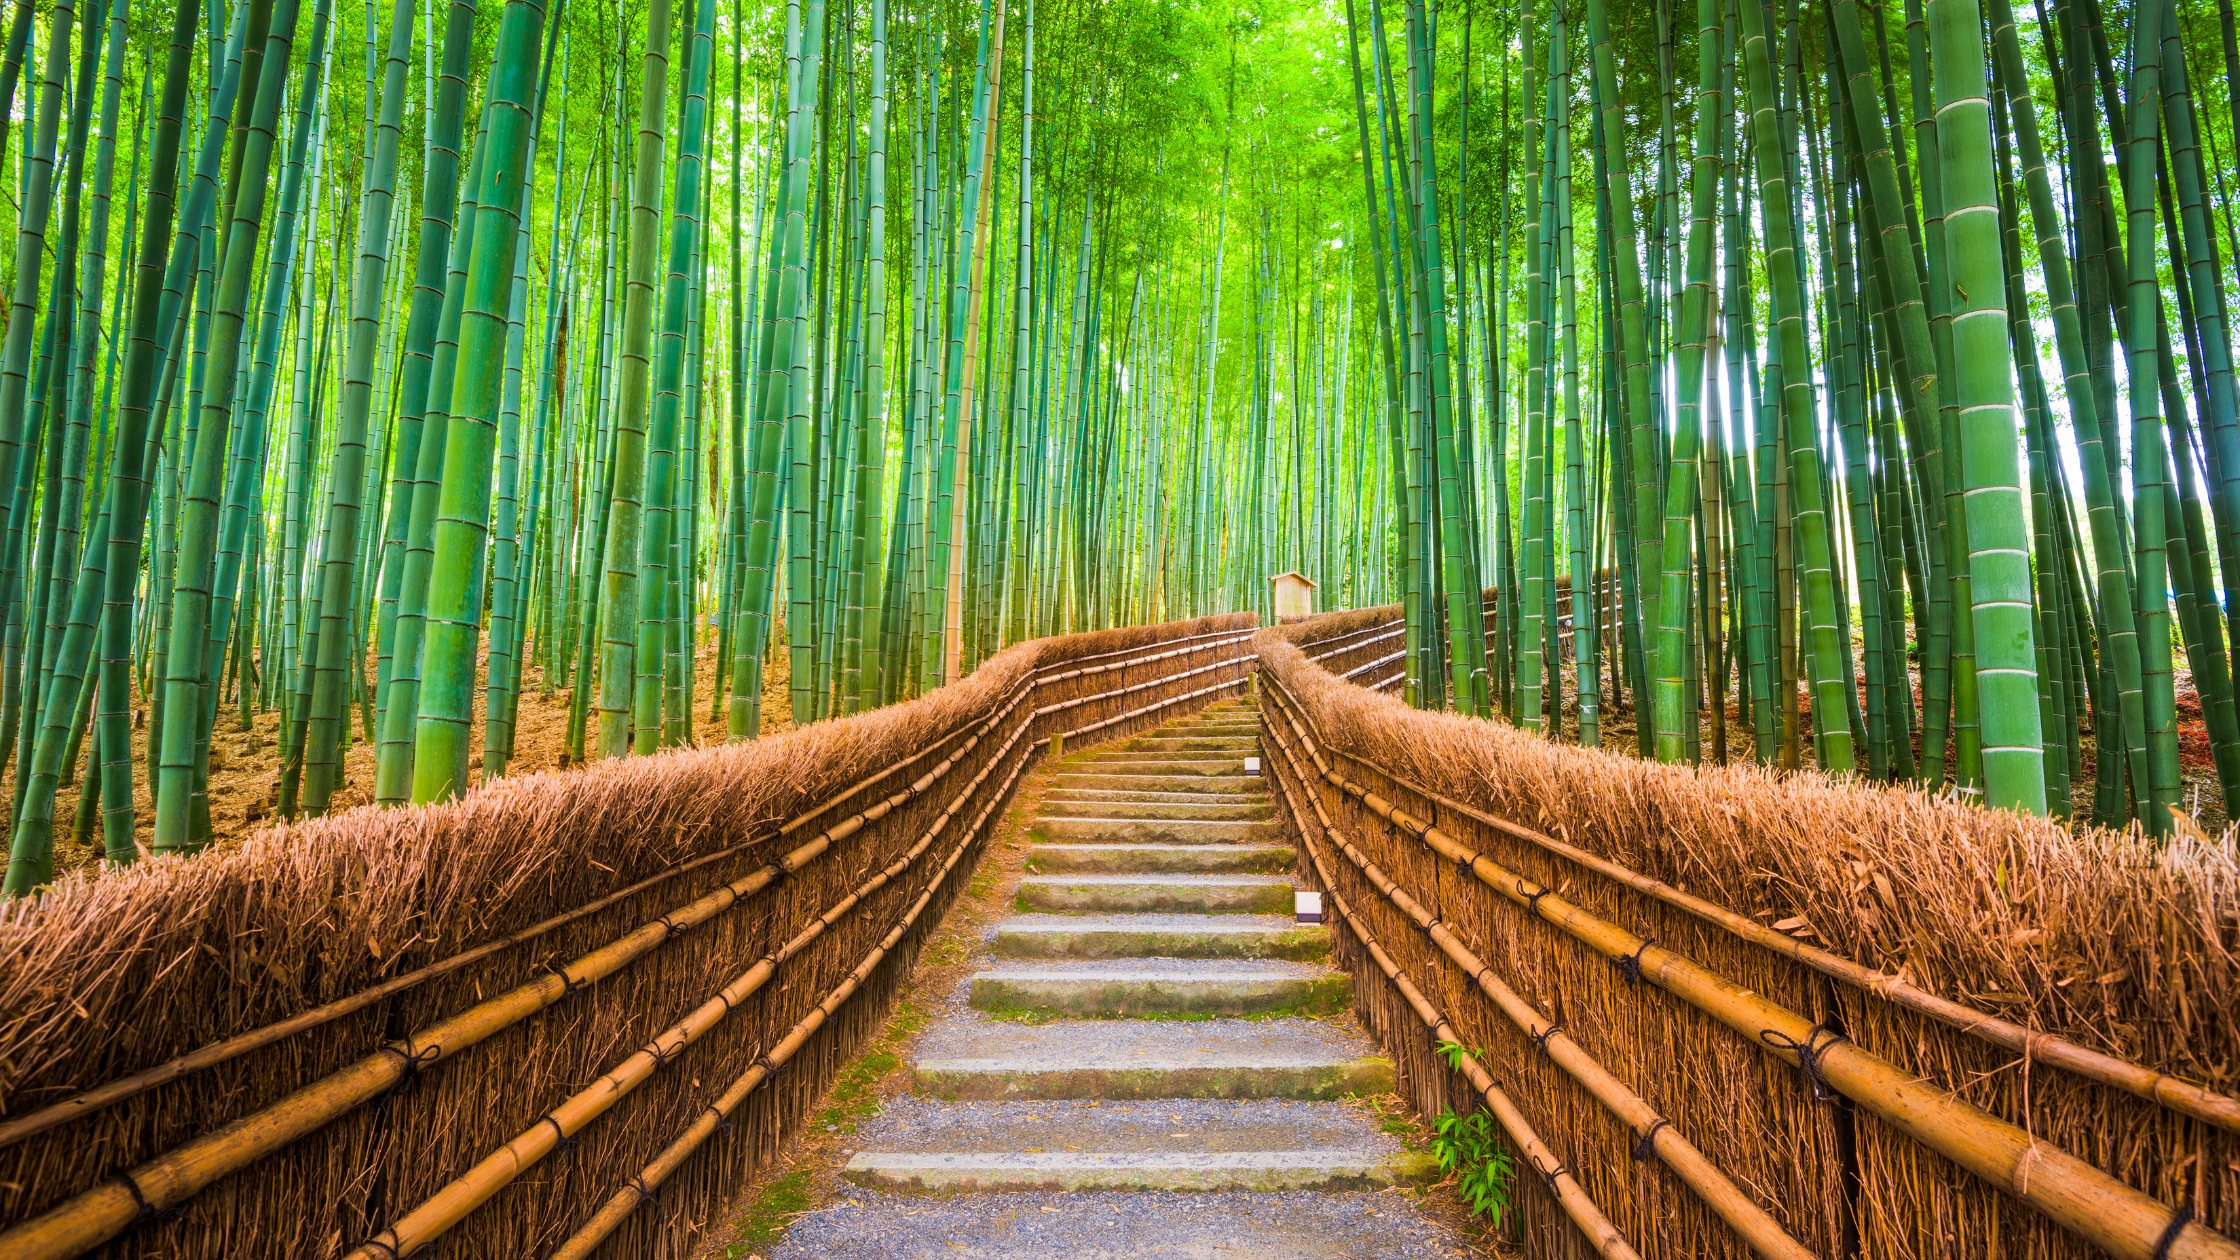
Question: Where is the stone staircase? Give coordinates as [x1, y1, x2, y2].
[773, 698, 1459, 1258]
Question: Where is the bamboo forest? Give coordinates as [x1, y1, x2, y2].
[1, 0, 2238, 892]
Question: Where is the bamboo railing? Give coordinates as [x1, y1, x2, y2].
[0, 613, 1256, 1260]
[1260, 616, 2239, 1260]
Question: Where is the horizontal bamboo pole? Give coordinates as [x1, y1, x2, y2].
[547, 720, 1037, 1260]
[1033, 621, 1256, 672]
[1034, 631, 1257, 684]
[1261, 682, 1817, 1260]
[1035, 651, 1252, 720]
[1340, 648, 1408, 683]
[1350, 899, 1643, 1260]
[344, 704, 1039, 1260]
[0, 838, 756, 1153]
[1057, 663, 1255, 741]
[1313, 738, 2240, 1137]
[1259, 739, 1640, 1258]
[0, 696, 1006, 1154]
[1305, 624, 1407, 661]
[0, 687, 1034, 1260]
[1266, 666, 2236, 1260]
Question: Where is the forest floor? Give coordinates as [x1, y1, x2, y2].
[17, 637, 795, 878]
[1559, 651, 2231, 838]
[16, 624, 2225, 881]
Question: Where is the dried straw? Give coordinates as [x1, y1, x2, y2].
[0, 612, 1253, 1260]
[1262, 679, 1815, 1260]
[1257, 623, 2240, 1260]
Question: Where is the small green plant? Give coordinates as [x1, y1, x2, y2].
[1432, 1043, 1517, 1225]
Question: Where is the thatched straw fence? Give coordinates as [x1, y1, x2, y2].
[1259, 612, 2239, 1260]
[0, 612, 1256, 1260]
[1298, 577, 1616, 698]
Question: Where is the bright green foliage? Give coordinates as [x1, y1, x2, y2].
[1431, 1043, 1516, 1224]
[5, 0, 2239, 894]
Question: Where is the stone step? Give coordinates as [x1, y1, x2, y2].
[1171, 720, 1262, 732]
[994, 913, 1328, 961]
[1017, 874, 1292, 915]
[1078, 758, 1250, 776]
[1053, 773, 1265, 796]
[1026, 843, 1291, 875]
[772, 1188, 1465, 1258]
[1125, 735, 1261, 753]
[911, 1016, 1393, 1101]
[1037, 796, 1273, 821]
[841, 1149, 1432, 1195]
[1027, 815, 1279, 845]
[968, 960, 1348, 1018]
[839, 1100, 1424, 1195]
[1088, 749, 1258, 764]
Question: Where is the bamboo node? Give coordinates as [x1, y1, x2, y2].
[2151, 1203, 2193, 1260]
[1758, 1025, 1849, 1103]
[1630, 1118, 1671, 1161]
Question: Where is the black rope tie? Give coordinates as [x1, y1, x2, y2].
[647, 1039, 682, 1071]
[624, 1175, 664, 1215]
[1530, 1021, 1564, 1057]
[716, 990, 738, 1015]
[1614, 938, 1657, 986]
[356, 1239, 404, 1260]
[2151, 1204, 2193, 1260]
[1533, 1156, 1570, 1189]
[1632, 1119, 1671, 1162]
[540, 1113, 579, 1153]
[1759, 1024, 1850, 1103]
[115, 1169, 184, 1228]
[657, 915, 688, 940]
[1418, 916, 1441, 938]
[541, 960, 589, 996]
[381, 1040, 444, 1101]
[1517, 879, 1551, 916]
[1455, 851, 1472, 875]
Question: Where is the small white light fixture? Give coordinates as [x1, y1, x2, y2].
[1295, 890, 1323, 924]
[1244, 756, 1261, 776]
